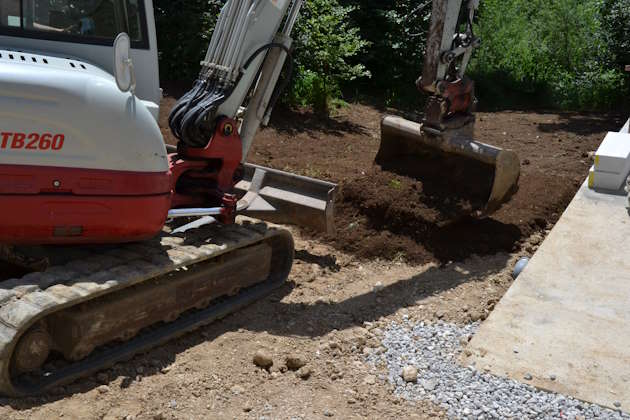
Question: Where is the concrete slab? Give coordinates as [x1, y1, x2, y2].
[463, 183, 630, 411]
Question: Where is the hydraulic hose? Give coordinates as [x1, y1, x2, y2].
[169, 43, 294, 149]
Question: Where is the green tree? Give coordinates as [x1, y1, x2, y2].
[153, 0, 222, 82]
[469, 0, 626, 110]
[602, 0, 630, 70]
[290, 0, 371, 114]
[341, 0, 432, 107]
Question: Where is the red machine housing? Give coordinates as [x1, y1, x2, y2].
[422, 77, 476, 129]
[0, 118, 243, 245]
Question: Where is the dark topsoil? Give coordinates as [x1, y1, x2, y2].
[160, 85, 626, 265]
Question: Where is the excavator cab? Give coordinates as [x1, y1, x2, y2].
[378, 0, 520, 216]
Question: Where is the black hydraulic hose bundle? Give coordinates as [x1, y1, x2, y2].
[168, 43, 293, 149]
[168, 77, 234, 148]
[168, 79, 206, 139]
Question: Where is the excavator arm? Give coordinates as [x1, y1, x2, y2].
[419, 0, 480, 130]
[170, 0, 518, 232]
[168, 0, 336, 234]
[169, 0, 303, 156]
[378, 0, 520, 215]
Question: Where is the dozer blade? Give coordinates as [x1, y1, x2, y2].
[235, 163, 337, 234]
[377, 116, 520, 216]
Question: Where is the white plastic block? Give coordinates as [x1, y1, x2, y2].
[589, 167, 627, 191]
[589, 132, 630, 191]
[594, 132, 630, 174]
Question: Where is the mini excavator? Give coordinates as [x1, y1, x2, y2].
[0, 0, 518, 395]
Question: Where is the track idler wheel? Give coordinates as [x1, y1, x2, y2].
[11, 324, 52, 374]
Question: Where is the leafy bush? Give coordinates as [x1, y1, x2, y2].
[290, 0, 370, 114]
[469, 0, 628, 110]
[602, 0, 630, 67]
[153, 0, 628, 112]
[290, 68, 337, 113]
[340, 0, 432, 108]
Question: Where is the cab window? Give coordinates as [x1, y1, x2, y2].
[0, 0, 147, 48]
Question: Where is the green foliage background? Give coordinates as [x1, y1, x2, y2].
[154, 0, 630, 112]
[154, 0, 222, 83]
[470, 0, 628, 110]
[289, 0, 371, 113]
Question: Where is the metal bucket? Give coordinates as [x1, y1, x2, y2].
[378, 115, 520, 215]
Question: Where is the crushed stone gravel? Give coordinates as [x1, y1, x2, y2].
[366, 319, 629, 419]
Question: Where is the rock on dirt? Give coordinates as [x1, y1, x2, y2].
[285, 354, 307, 370]
[402, 366, 418, 383]
[253, 349, 274, 369]
[231, 385, 245, 395]
[363, 375, 377, 385]
[296, 366, 312, 380]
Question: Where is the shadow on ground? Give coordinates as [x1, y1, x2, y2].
[1, 245, 509, 410]
[267, 105, 369, 138]
[536, 112, 626, 136]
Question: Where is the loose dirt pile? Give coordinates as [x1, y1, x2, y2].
[350, 152, 496, 225]
[330, 150, 499, 262]
[160, 86, 625, 265]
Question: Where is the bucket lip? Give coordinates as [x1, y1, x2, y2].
[485, 150, 521, 215]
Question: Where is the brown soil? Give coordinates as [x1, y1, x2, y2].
[0, 88, 623, 420]
[159, 89, 625, 265]
[331, 152, 501, 263]
[2, 233, 512, 420]
[249, 105, 624, 264]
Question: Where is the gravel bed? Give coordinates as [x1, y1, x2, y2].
[366, 319, 629, 419]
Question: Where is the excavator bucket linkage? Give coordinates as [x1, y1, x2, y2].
[376, 0, 520, 216]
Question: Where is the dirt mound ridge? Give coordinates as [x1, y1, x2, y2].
[327, 165, 523, 263]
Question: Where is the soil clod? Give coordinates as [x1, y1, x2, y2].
[253, 349, 274, 369]
[285, 355, 307, 370]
